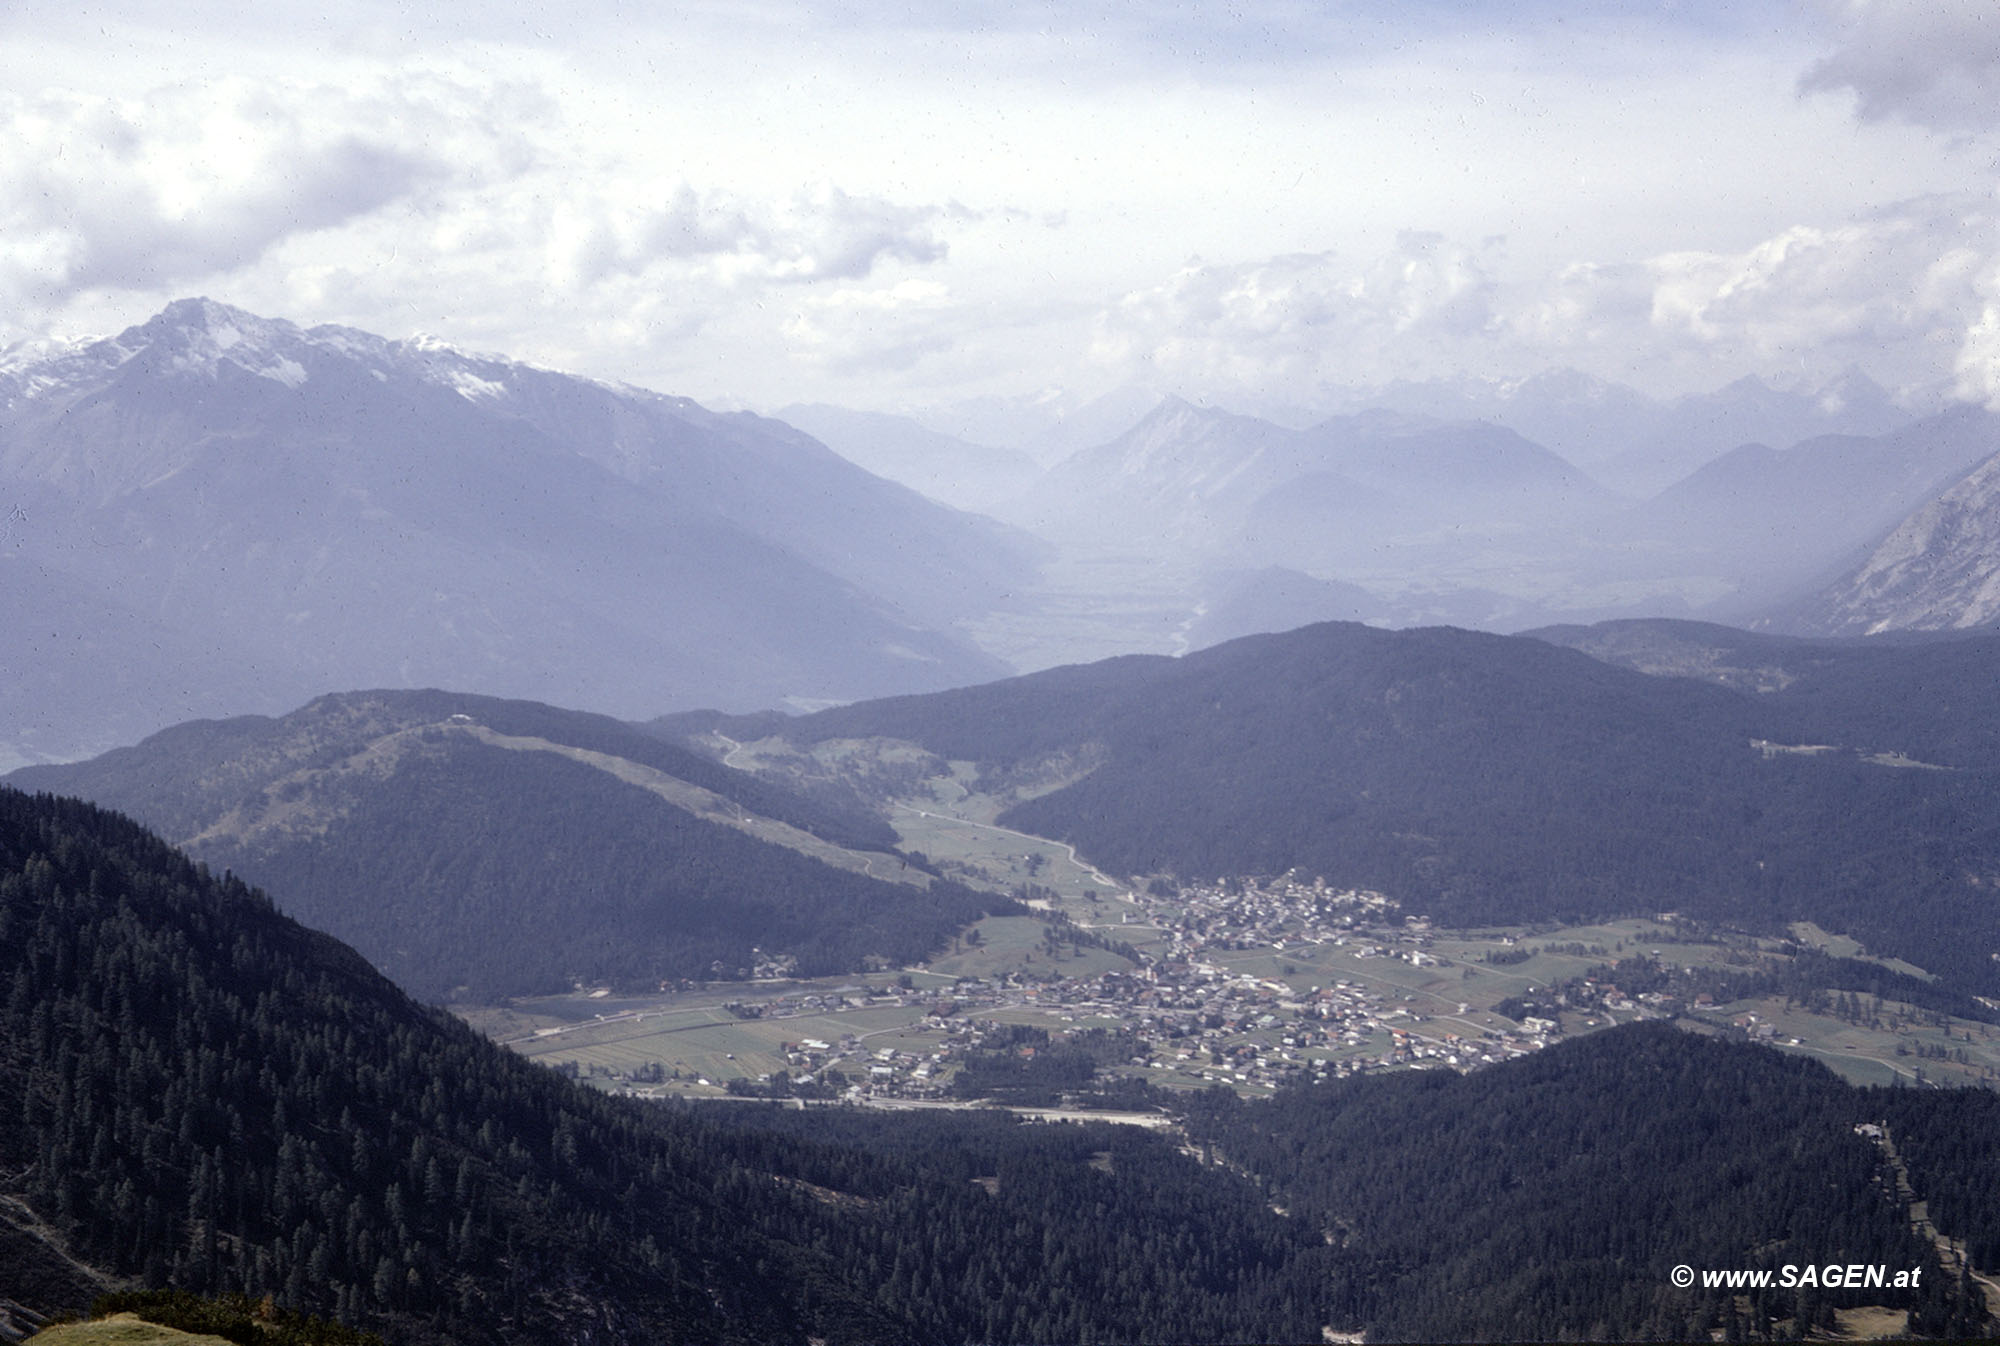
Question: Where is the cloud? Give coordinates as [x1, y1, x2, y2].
[1799, 0, 2000, 130]
[779, 278, 958, 374]
[1643, 211, 1981, 352]
[1092, 235, 1503, 394]
[542, 182, 945, 290]
[0, 76, 516, 309]
[1950, 250, 2000, 407]
[1095, 196, 2000, 402]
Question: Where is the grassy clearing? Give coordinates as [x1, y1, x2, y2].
[1789, 921, 1936, 982]
[28, 1316, 232, 1346]
[511, 998, 950, 1085]
[923, 914, 1139, 980]
[1702, 996, 2000, 1090]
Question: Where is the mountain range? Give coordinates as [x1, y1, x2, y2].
[9, 298, 1999, 780]
[1005, 398, 1613, 555]
[971, 388, 2000, 641]
[14, 291, 2000, 1346]
[1616, 406, 2000, 622]
[0, 299, 1035, 768]
[1342, 366, 1917, 495]
[719, 617, 2000, 995]
[28, 611, 2000, 1006]
[4, 689, 1007, 1003]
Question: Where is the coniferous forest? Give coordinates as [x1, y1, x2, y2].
[7, 691, 1010, 1003]
[773, 621, 2000, 995]
[4, 787, 1998, 1343]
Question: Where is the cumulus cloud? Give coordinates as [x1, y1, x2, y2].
[1093, 235, 1501, 394]
[543, 181, 946, 291]
[0, 76, 518, 309]
[1094, 196, 2000, 403]
[1799, 0, 2000, 129]
[1951, 252, 2000, 407]
[779, 278, 959, 374]
[1642, 209, 1987, 358]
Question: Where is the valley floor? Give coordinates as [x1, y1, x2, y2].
[456, 732, 2000, 1104]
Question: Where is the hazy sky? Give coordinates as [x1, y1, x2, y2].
[3, 1, 1999, 417]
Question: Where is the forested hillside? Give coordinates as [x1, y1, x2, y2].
[7, 787, 1999, 1343]
[768, 620, 2000, 994]
[1176, 1023, 1995, 1342]
[0, 788, 1331, 1345]
[7, 693, 1006, 1001]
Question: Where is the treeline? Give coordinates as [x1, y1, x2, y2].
[89, 1289, 385, 1346]
[11, 689, 900, 856]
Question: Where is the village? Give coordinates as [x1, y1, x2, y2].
[484, 830, 2000, 1105]
[506, 871, 1648, 1106]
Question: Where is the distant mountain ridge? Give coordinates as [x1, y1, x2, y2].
[1614, 408, 2000, 619]
[1009, 397, 1611, 557]
[1328, 366, 1917, 495]
[980, 390, 1995, 640]
[7, 689, 1010, 1001]
[773, 403, 1041, 511]
[0, 299, 1034, 766]
[747, 618, 2000, 994]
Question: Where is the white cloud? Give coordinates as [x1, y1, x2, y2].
[0, 76, 520, 310]
[780, 278, 958, 374]
[1091, 237, 1505, 396]
[1616, 196, 2000, 394]
[1799, 0, 2000, 130]
[0, 2, 1993, 414]
[1094, 195, 2000, 403]
[1951, 251, 2000, 407]
[541, 182, 946, 291]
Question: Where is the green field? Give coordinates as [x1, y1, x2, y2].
[28, 1318, 231, 1346]
[502, 989, 951, 1088]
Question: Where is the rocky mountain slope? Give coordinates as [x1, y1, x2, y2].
[0, 299, 1034, 766]
[1785, 443, 2000, 636]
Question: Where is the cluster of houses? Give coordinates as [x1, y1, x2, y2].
[1121, 872, 1401, 957]
[702, 876, 1583, 1102]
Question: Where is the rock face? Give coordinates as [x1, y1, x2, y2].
[0, 299, 1032, 764]
[1792, 443, 2000, 636]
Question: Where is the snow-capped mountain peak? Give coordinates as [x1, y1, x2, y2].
[137, 297, 312, 387]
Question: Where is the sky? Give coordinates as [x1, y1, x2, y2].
[3, 1, 2000, 423]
